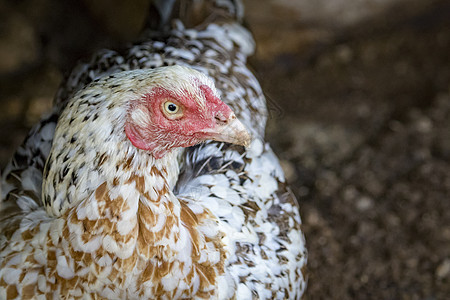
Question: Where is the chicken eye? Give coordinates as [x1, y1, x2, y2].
[162, 100, 183, 120]
[164, 101, 179, 114]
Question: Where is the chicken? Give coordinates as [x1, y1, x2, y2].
[0, 0, 307, 299]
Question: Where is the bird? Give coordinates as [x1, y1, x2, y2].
[0, 0, 307, 299]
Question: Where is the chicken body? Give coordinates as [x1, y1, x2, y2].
[0, 1, 307, 299]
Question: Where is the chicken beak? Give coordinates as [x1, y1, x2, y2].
[206, 115, 252, 147]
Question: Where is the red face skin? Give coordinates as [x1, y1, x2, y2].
[125, 85, 234, 158]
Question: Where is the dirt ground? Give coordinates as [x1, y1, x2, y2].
[1, 0, 449, 299]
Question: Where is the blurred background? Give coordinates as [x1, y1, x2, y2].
[0, 0, 449, 298]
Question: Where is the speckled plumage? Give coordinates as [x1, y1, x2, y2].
[0, 1, 307, 299]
